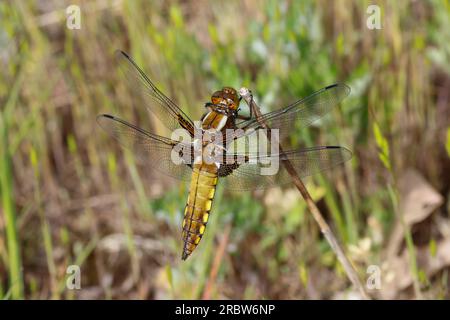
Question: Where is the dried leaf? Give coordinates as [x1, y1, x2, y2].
[382, 239, 450, 299]
[386, 169, 443, 258]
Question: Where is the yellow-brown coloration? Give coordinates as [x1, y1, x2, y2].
[211, 87, 239, 110]
[181, 87, 240, 260]
[177, 114, 195, 136]
[181, 162, 218, 260]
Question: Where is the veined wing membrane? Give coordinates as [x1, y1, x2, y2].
[221, 146, 352, 191]
[115, 50, 195, 135]
[97, 114, 193, 181]
[236, 84, 350, 142]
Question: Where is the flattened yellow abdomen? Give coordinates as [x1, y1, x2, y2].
[181, 163, 218, 260]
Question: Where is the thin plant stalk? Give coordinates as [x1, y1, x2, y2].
[202, 223, 232, 300]
[30, 147, 59, 299]
[239, 87, 369, 300]
[0, 112, 24, 299]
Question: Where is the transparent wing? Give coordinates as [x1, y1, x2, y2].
[221, 146, 352, 191]
[97, 114, 193, 181]
[116, 50, 195, 135]
[236, 84, 350, 142]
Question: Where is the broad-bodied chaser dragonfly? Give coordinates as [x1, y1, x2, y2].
[97, 51, 352, 260]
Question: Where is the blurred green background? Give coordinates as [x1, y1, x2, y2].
[0, 0, 449, 299]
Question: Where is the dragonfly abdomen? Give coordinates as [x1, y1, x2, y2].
[181, 163, 218, 260]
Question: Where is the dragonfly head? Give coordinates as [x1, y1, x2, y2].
[211, 87, 240, 110]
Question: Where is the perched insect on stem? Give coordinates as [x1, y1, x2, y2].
[97, 50, 352, 261]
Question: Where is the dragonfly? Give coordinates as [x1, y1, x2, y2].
[97, 50, 352, 260]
